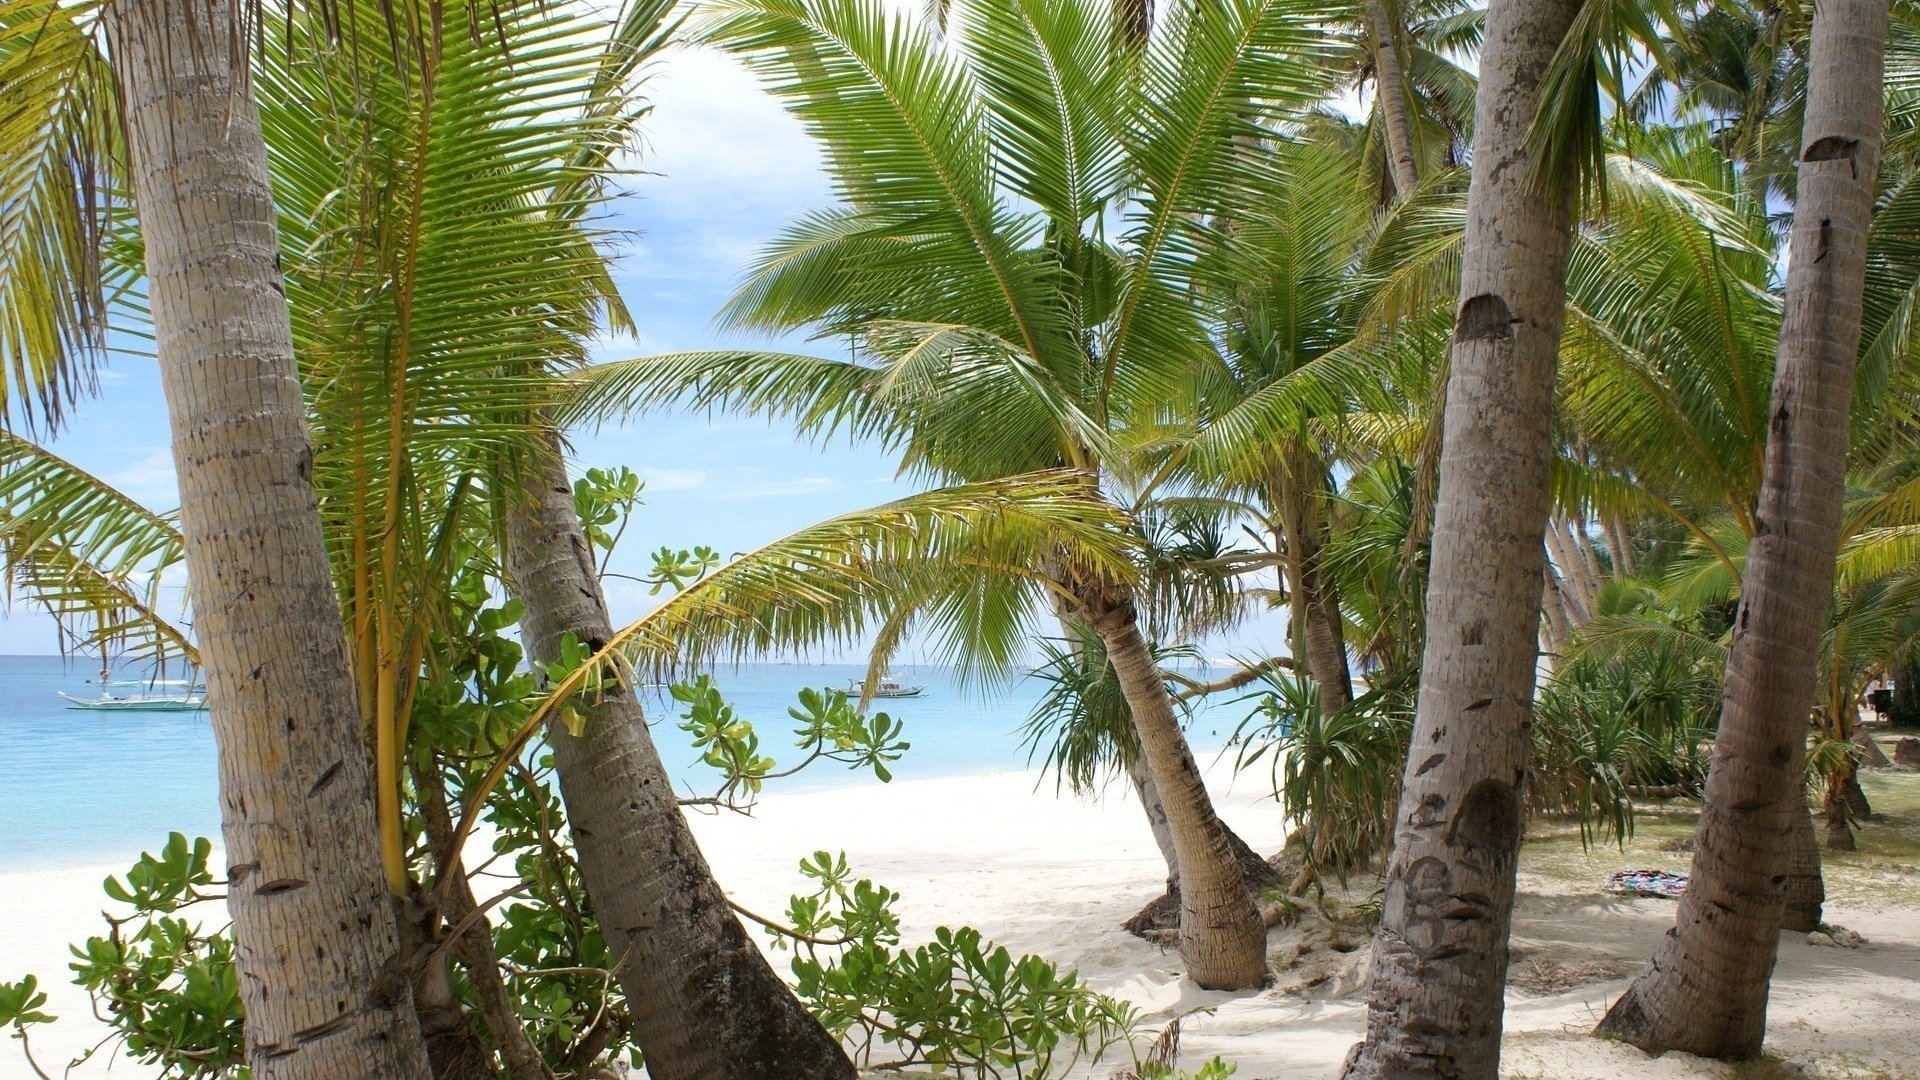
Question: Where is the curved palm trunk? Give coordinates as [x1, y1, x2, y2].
[104, 4, 434, 1076]
[1078, 584, 1269, 990]
[503, 432, 854, 1080]
[1368, 0, 1421, 199]
[1540, 566, 1574, 663]
[1278, 449, 1354, 717]
[1596, 3, 1886, 1054]
[1341, 2, 1583, 1076]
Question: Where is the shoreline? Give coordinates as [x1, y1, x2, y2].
[5, 764, 1916, 1079]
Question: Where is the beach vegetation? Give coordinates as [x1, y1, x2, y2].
[0, 0, 1917, 1076]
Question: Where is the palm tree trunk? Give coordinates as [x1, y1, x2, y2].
[1540, 567, 1572, 663]
[415, 765, 547, 1080]
[1605, 515, 1637, 576]
[1127, 755, 1183, 891]
[1368, 0, 1420, 198]
[1782, 801, 1826, 933]
[1341, 1, 1583, 1076]
[1078, 582, 1269, 989]
[502, 431, 854, 1080]
[102, 4, 434, 1076]
[1824, 698, 1866, 849]
[1278, 450, 1355, 717]
[1594, 0, 1887, 1058]
[1545, 517, 1598, 620]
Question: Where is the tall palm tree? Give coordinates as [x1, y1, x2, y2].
[98, 1, 437, 1074]
[569, 0, 1348, 990]
[1340, 0, 1585, 1075]
[1597, 0, 1890, 1054]
[1370, 0, 1423, 197]
[3, 8, 1147, 1073]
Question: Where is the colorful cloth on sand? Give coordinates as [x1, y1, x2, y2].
[1607, 869, 1688, 899]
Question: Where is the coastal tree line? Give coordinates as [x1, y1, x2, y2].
[0, 0, 1911, 1077]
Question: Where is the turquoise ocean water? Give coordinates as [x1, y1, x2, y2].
[0, 656, 1256, 872]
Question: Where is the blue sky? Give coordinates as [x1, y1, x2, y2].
[0, 42, 1293, 664]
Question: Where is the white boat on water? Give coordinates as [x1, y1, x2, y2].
[849, 674, 925, 699]
[61, 679, 208, 713]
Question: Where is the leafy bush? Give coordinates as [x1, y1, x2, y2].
[771, 851, 1142, 1078]
[51, 834, 245, 1078]
[675, 677, 910, 803]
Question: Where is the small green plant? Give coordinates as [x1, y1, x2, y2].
[45, 834, 248, 1078]
[675, 678, 910, 806]
[1531, 644, 1720, 846]
[1235, 672, 1414, 882]
[1, 975, 55, 1079]
[770, 851, 1142, 1078]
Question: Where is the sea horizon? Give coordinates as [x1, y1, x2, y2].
[0, 655, 1263, 873]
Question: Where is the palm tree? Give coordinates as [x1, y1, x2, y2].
[1369, 0, 1423, 197]
[1596, 0, 1890, 1058]
[501, 433, 857, 1080]
[98, 1, 437, 1074]
[1340, 0, 1586, 1075]
[568, 0, 1348, 990]
[3, 7, 1152, 1072]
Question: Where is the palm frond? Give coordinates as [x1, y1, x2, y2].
[0, 0, 129, 428]
[0, 431, 192, 662]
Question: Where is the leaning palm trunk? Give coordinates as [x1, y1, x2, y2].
[1595, 1, 1887, 1057]
[1368, 0, 1420, 198]
[1341, 1, 1583, 1076]
[103, 4, 434, 1076]
[1075, 581, 1269, 990]
[502, 431, 854, 1080]
[1277, 449, 1354, 718]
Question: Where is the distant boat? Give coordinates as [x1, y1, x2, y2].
[63, 674, 207, 712]
[61, 687, 208, 712]
[850, 674, 925, 699]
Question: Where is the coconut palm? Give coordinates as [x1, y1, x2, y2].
[567, 0, 1351, 990]
[1597, 0, 1889, 1058]
[0, 0, 441, 1072]
[0, 3, 1151, 1071]
[1339, 0, 1588, 1074]
[1345, 0, 1479, 198]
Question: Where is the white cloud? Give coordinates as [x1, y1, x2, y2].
[638, 466, 709, 493]
[630, 45, 829, 215]
[700, 475, 837, 501]
[106, 449, 180, 510]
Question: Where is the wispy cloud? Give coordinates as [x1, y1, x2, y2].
[106, 449, 180, 510]
[637, 466, 709, 493]
[700, 475, 837, 501]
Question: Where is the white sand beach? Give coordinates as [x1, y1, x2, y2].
[4, 760, 1918, 1079]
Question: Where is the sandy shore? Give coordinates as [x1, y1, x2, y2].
[4, 760, 1917, 1079]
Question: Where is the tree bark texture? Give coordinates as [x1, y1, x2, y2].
[1078, 583, 1270, 989]
[1368, 0, 1420, 198]
[103, 4, 436, 1076]
[1277, 448, 1354, 717]
[1342, 1, 1582, 1076]
[1781, 802, 1826, 934]
[1594, 0, 1886, 1058]
[416, 766, 547, 1080]
[503, 432, 854, 1080]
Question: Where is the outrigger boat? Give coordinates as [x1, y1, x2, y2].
[849, 674, 925, 699]
[60, 686, 208, 712]
[61, 659, 208, 712]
